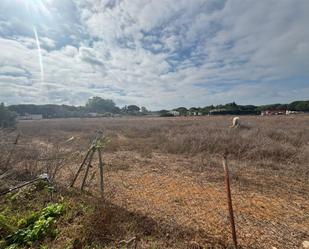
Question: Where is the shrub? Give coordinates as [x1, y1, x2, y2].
[5, 203, 65, 247]
[0, 103, 17, 128]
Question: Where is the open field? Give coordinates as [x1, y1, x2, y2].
[1, 115, 309, 248]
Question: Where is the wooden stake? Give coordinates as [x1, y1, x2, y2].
[81, 149, 95, 191]
[70, 148, 92, 187]
[70, 135, 106, 195]
[223, 157, 238, 249]
[98, 148, 104, 197]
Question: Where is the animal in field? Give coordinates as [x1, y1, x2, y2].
[230, 117, 240, 128]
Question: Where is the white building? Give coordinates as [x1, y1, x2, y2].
[286, 110, 300, 115]
[18, 114, 43, 120]
[168, 110, 180, 116]
[88, 112, 99, 117]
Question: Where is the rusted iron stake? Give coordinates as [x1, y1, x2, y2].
[223, 157, 238, 249]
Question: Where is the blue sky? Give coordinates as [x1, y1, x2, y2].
[0, 0, 308, 109]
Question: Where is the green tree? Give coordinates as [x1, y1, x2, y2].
[141, 106, 148, 114]
[225, 102, 238, 110]
[0, 103, 17, 128]
[201, 105, 214, 115]
[127, 105, 140, 113]
[240, 105, 257, 111]
[121, 105, 128, 113]
[174, 107, 188, 115]
[159, 110, 173, 117]
[288, 100, 309, 111]
[85, 97, 119, 113]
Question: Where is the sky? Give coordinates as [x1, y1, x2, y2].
[0, 0, 308, 110]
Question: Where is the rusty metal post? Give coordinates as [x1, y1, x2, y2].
[223, 157, 238, 249]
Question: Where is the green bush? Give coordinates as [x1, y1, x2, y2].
[0, 215, 15, 238]
[0, 103, 16, 128]
[5, 203, 65, 247]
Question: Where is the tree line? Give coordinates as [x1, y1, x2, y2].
[7, 97, 149, 119]
[169, 100, 309, 116]
[1, 97, 308, 128]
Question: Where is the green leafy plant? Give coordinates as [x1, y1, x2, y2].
[0, 214, 16, 238]
[5, 203, 65, 247]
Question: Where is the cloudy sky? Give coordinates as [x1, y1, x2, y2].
[0, 0, 308, 109]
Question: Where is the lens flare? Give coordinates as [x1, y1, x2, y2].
[18, 0, 51, 93]
[33, 26, 44, 86]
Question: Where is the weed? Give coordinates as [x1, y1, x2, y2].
[0, 215, 15, 238]
[5, 203, 65, 247]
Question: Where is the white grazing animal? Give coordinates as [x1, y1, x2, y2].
[302, 241, 309, 249]
[65, 136, 75, 143]
[230, 117, 240, 128]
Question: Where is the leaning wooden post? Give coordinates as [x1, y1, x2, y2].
[80, 149, 95, 191]
[70, 148, 92, 187]
[97, 148, 104, 197]
[223, 157, 238, 249]
[70, 134, 107, 194]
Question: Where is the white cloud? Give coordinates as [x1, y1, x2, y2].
[0, 66, 27, 76]
[40, 37, 56, 49]
[0, 0, 308, 109]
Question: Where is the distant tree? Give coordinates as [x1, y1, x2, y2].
[201, 105, 214, 115]
[141, 106, 149, 114]
[189, 107, 199, 112]
[257, 103, 287, 111]
[0, 103, 17, 128]
[9, 104, 87, 118]
[288, 100, 309, 111]
[240, 105, 257, 111]
[121, 105, 128, 113]
[188, 107, 202, 115]
[225, 102, 238, 110]
[159, 110, 173, 117]
[86, 96, 119, 113]
[174, 107, 188, 115]
[127, 105, 140, 113]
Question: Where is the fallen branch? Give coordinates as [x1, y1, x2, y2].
[118, 236, 136, 247]
[0, 173, 50, 196]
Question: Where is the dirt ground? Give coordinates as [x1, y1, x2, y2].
[92, 151, 307, 249]
[1, 115, 309, 248]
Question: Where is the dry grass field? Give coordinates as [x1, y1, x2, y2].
[1, 115, 309, 249]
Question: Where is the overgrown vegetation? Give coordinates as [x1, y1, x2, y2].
[7, 97, 309, 119]
[85, 96, 120, 114]
[172, 100, 309, 115]
[0, 181, 66, 249]
[5, 203, 65, 247]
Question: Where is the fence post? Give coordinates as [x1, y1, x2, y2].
[223, 157, 238, 249]
[81, 149, 95, 191]
[97, 148, 104, 197]
[70, 148, 92, 188]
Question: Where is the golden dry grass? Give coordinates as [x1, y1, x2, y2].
[1, 115, 308, 248]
